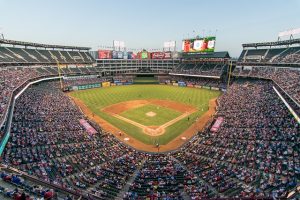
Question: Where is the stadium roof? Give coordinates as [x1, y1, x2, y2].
[181, 51, 230, 59]
[0, 39, 91, 50]
[242, 38, 300, 48]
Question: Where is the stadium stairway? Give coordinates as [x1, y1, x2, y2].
[170, 155, 220, 198]
[116, 158, 147, 199]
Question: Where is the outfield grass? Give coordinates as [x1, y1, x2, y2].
[70, 85, 221, 145]
[120, 104, 182, 126]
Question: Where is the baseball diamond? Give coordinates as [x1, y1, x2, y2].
[69, 85, 220, 147]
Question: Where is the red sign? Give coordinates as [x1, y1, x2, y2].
[79, 119, 97, 135]
[210, 117, 224, 132]
[151, 52, 165, 59]
[98, 50, 112, 59]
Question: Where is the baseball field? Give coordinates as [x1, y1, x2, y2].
[69, 84, 220, 151]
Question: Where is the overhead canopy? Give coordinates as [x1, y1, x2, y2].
[181, 51, 230, 59]
[0, 38, 91, 50]
[242, 38, 300, 48]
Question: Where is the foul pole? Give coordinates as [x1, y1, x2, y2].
[56, 60, 64, 90]
[227, 60, 233, 89]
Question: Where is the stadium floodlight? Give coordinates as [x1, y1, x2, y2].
[0, 27, 4, 39]
[278, 28, 300, 38]
[163, 41, 176, 52]
[113, 40, 125, 51]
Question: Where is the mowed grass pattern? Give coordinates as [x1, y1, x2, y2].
[120, 104, 182, 126]
[70, 85, 221, 145]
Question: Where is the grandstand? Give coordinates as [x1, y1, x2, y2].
[235, 38, 300, 110]
[0, 35, 299, 200]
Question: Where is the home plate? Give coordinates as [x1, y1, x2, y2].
[146, 111, 156, 117]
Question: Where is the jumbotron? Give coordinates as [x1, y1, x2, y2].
[0, 34, 299, 200]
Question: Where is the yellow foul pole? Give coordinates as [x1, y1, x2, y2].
[227, 60, 232, 89]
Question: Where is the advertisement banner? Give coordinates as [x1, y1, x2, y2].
[123, 51, 128, 59]
[178, 81, 186, 87]
[111, 83, 116, 86]
[211, 87, 220, 91]
[98, 50, 112, 59]
[102, 82, 111, 87]
[187, 84, 194, 87]
[164, 51, 172, 59]
[202, 86, 211, 89]
[79, 119, 97, 135]
[128, 52, 136, 59]
[195, 85, 202, 88]
[112, 51, 118, 59]
[173, 83, 178, 86]
[182, 36, 216, 53]
[210, 117, 224, 132]
[151, 52, 165, 59]
[141, 51, 148, 59]
[117, 51, 123, 59]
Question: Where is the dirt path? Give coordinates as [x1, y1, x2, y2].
[107, 108, 196, 136]
[102, 99, 196, 114]
[68, 94, 217, 153]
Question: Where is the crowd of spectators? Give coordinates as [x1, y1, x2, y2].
[164, 76, 225, 89]
[2, 82, 144, 199]
[0, 71, 299, 199]
[172, 63, 226, 77]
[233, 66, 300, 105]
[0, 67, 40, 125]
[173, 80, 299, 199]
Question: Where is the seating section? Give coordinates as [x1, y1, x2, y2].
[233, 66, 300, 105]
[0, 46, 94, 64]
[239, 46, 300, 64]
[2, 82, 143, 198]
[0, 170, 74, 200]
[164, 76, 225, 89]
[125, 155, 186, 199]
[0, 78, 298, 199]
[173, 80, 299, 199]
[0, 68, 40, 125]
[0, 66, 102, 127]
[172, 62, 226, 77]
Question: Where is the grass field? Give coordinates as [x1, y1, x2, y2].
[70, 85, 221, 145]
[120, 104, 182, 126]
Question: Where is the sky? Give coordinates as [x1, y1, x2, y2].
[0, 0, 300, 57]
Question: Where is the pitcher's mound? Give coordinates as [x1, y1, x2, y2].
[146, 111, 156, 117]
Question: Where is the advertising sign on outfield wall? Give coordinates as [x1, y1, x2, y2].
[178, 81, 186, 87]
[211, 87, 219, 91]
[173, 83, 179, 86]
[102, 82, 111, 87]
